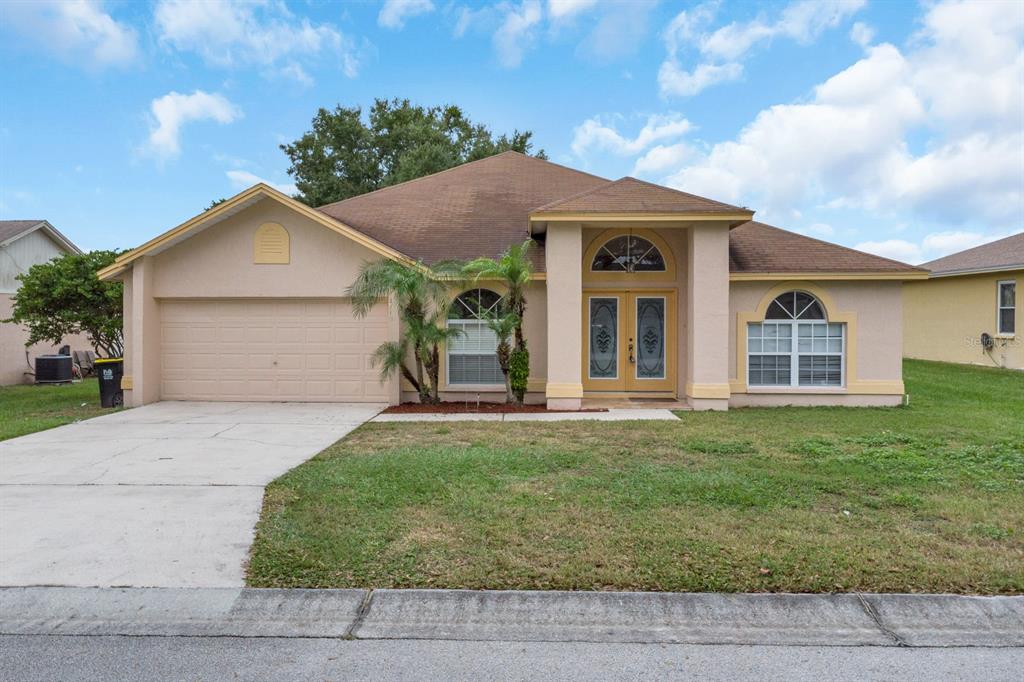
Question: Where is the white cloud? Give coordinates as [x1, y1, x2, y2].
[659, 0, 865, 97]
[548, 0, 599, 20]
[4, 0, 138, 69]
[849, 21, 874, 48]
[493, 1, 543, 68]
[854, 239, 922, 263]
[572, 113, 692, 157]
[632, 144, 692, 176]
[146, 91, 241, 160]
[154, 0, 362, 82]
[856, 230, 1016, 264]
[804, 222, 835, 237]
[379, 0, 435, 29]
[226, 170, 297, 196]
[658, 60, 743, 97]
[660, 0, 1024, 228]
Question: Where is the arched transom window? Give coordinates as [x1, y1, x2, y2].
[747, 291, 845, 387]
[591, 235, 666, 272]
[447, 288, 504, 385]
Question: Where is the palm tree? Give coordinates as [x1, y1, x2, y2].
[462, 239, 533, 350]
[483, 312, 519, 403]
[348, 260, 457, 403]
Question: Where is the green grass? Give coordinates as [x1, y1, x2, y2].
[0, 379, 112, 441]
[248, 359, 1023, 594]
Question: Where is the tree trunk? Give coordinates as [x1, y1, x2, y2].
[496, 342, 513, 404]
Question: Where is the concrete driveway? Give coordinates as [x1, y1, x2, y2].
[0, 402, 383, 588]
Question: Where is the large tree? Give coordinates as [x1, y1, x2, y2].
[281, 98, 546, 206]
[5, 251, 124, 358]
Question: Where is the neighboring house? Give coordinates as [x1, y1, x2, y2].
[904, 233, 1023, 370]
[0, 220, 84, 384]
[98, 152, 926, 410]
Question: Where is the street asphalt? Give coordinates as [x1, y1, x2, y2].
[1, 587, 1021, 680]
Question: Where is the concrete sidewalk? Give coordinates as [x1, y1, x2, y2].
[2, 587, 1021, 647]
[372, 408, 680, 422]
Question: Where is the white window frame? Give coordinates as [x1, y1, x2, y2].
[997, 280, 1016, 336]
[446, 289, 505, 387]
[747, 320, 846, 388]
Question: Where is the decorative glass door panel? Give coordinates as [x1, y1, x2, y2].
[589, 297, 619, 380]
[634, 297, 665, 380]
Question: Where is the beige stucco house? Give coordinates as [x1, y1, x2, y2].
[99, 152, 926, 410]
[904, 233, 1022, 370]
[1, 220, 83, 385]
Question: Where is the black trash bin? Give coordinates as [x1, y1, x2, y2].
[95, 358, 124, 408]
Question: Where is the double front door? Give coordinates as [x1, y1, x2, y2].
[583, 290, 676, 393]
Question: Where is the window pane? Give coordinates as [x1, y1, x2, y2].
[449, 355, 503, 384]
[798, 355, 842, 386]
[749, 355, 791, 386]
[1000, 282, 1016, 307]
[794, 292, 825, 319]
[999, 308, 1015, 335]
[450, 289, 502, 320]
[748, 323, 763, 340]
[591, 235, 666, 272]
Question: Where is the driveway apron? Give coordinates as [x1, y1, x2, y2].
[0, 402, 382, 588]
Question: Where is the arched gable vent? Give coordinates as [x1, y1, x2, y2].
[253, 222, 290, 264]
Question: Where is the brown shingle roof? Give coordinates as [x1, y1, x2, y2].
[317, 151, 608, 269]
[921, 232, 1024, 275]
[532, 176, 749, 215]
[729, 222, 925, 274]
[0, 220, 45, 244]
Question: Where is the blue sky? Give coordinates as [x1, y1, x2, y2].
[1, 0, 1021, 264]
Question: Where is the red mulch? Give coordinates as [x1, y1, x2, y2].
[383, 402, 606, 414]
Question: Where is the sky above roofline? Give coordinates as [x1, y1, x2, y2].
[0, 0, 1021, 264]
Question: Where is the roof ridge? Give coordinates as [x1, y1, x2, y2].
[922, 231, 1024, 269]
[745, 221, 926, 271]
[317, 151, 608, 211]
[532, 174, 749, 213]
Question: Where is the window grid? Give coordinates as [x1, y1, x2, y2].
[997, 280, 1016, 336]
[447, 288, 505, 386]
[748, 321, 845, 388]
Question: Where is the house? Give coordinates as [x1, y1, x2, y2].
[1, 220, 84, 384]
[904, 233, 1022, 370]
[98, 152, 926, 410]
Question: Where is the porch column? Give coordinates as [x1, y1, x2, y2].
[545, 222, 583, 410]
[128, 256, 161, 406]
[686, 224, 731, 410]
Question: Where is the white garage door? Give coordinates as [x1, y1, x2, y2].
[160, 299, 393, 402]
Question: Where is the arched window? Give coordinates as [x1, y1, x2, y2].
[747, 291, 845, 387]
[447, 288, 504, 385]
[591, 235, 666, 272]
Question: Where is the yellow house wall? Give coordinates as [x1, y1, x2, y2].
[903, 270, 1022, 370]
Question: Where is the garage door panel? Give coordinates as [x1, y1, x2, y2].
[159, 299, 392, 402]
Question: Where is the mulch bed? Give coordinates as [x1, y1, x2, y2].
[383, 402, 607, 414]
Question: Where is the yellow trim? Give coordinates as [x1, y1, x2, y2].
[685, 382, 731, 399]
[730, 272, 928, 282]
[581, 288, 678, 394]
[532, 212, 754, 223]
[582, 228, 677, 283]
[98, 183, 414, 281]
[253, 222, 290, 264]
[546, 382, 584, 399]
[732, 281, 860, 394]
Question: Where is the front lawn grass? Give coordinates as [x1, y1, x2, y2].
[248, 360, 1023, 593]
[0, 379, 109, 441]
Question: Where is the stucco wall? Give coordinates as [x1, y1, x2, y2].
[903, 271, 1022, 370]
[152, 199, 383, 298]
[729, 279, 905, 395]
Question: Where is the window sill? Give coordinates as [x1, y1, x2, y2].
[745, 386, 847, 394]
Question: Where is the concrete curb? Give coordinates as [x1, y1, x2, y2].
[1, 587, 1020, 647]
